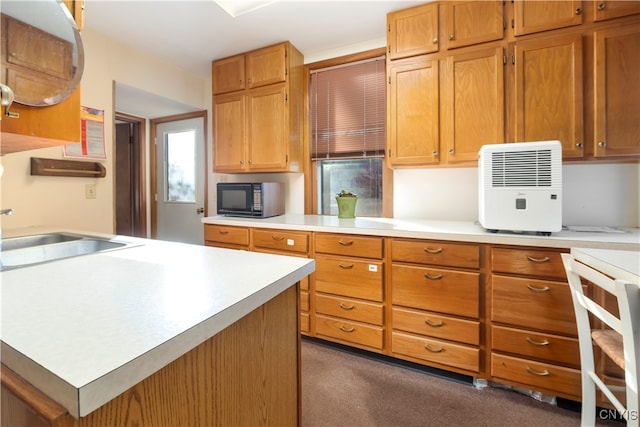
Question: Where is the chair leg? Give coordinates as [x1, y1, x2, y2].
[581, 371, 596, 427]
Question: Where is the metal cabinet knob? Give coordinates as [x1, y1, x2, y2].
[598, 141, 606, 148]
[576, 142, 583, 148]
[432, 38, 438, 44]
[448, 34, 455, 41]
[448, 148, 454, 154]
[597, 3, 606, 10]
[575, 7, 582, 14]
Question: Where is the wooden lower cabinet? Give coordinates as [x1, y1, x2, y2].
[203, 224, 592, 402]
[204, 224, 250, 249]
[491, 353, 582, 399]
[390, 239, 482, 376]
[313, 233, 385, 352]
[489, 245, 582, 400]
[1, 286, 300, 426]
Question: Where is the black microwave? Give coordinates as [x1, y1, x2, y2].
[217, 182, 285, 218]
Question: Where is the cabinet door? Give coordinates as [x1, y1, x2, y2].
[593, 23, 640, 157]
[213, 92, 247, 172]
[593, 0, 640, 22]
[246, 43, 287, 89]
[247, 83, 288, 171]
[444, 0, 504, 49]
[443, 47, 505, 163]
[513, 0, 583, 36]
[387, 2, 439, 60]
[212, 54, 245, 95]
[387, 56, 439, 166]
[513, 35, 584, 157]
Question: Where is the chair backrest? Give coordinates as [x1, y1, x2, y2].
[562, 253, 639, 419]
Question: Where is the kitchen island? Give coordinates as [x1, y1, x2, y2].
[1, 234, 315, 426]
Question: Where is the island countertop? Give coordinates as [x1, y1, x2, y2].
[0, 234, 315, 418]
[202, 214, 640, 250]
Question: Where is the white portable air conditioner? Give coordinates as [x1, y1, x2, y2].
[478, 140, 562, 235]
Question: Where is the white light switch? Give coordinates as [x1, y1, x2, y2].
[85, 184, 96, 199]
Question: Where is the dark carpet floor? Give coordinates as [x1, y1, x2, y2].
[301, 338, 621, 427]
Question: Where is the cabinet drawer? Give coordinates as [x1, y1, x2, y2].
[491, 275, 578, 336]
[392, 331, 479, 373]
[315, 233, 383, 259]
[491, 353, 581, 399]
[253, 228, 309, 254]
[393, 307, 479, 345]
[316, 293, 383, 326]
[316, 314, 383, 350]
[392, 239, 480, 269]
[491, 247, 566, 279]
[315, 254, 383, 302]
[204, 224, 249, 246]
[492, 325, 580, 367]
[392, 265, 479, 318]
[300, 290, 309, 312]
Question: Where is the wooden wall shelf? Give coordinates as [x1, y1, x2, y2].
[30, 157, 106, 178]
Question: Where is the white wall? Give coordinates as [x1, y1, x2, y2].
[1, 29, 209, 233]
[393, 162, 640, 227]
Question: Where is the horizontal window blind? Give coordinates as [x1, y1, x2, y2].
[310, 56, 386, 159]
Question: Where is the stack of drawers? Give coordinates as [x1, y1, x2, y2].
[489, 246, 582, 400]
[314, 233, 384, 351]
[390, 239, 481, 374]
[252, 228, 312, 333]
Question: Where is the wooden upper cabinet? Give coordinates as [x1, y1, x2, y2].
[512, 34, 584, 158]
[213, 91, 246, 172]
[211, 41, 303, 173]
[246, 43, 287, 89]
[593, 23, 640, 157]
[387, 56, 439, 166]
[212, 54, 245, 95]
[442, 47, 505, 163]
[387, 2, 439, 60]
[247, 83, 288, 171]
[443, 0, 505, 50]
[592, 0, 640, 22]
[513, 0, 583, 36]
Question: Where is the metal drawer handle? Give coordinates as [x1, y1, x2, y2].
[526, 284, 550, 292]
[424, 343, 444, 353]
[339, 303, 355, 310]
[339, 263, 354, 269]
[526, 366, 550, 376]
[219, 230, 229, 235]
[424, 272, 443, 280]
[425, 319, 444, 327]
[338, 240, 354, 246]
[526, 255, 550, 263]
[424, 247, 443, 254]
[339, 325, 355, 333]
[272, 235, 285, 241]
[526, 337, 550, 346]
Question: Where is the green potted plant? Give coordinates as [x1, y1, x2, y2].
[336, 190, 358, 218]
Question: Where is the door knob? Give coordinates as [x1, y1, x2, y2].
[196, 207, 205, 214]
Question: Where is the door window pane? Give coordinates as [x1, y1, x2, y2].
[317, 158, 383, 217]
[165, 130, 195, 202]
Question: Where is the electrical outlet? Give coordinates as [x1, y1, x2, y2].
[85, 183, 96, 199]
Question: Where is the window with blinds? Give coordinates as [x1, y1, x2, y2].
[310, 56, 386, 159]
[310, 56, 386, 217]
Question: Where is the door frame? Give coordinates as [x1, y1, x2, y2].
[114, 112, 147, 237]
[150, 110, 208, 239]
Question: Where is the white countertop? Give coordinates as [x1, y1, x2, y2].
[202, 215, 640, 250]
[0, 235, 315, 418]
[572, 247, 640, 283]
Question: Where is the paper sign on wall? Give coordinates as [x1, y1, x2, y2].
[64, 106, 106, 159]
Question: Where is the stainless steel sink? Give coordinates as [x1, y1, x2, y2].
[1, 232, 84, 251]
[1, 233, 140, 271]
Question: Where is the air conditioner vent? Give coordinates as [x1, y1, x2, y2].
[491, 149, 552, 187]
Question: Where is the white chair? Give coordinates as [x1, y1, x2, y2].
[561, 253, 639, 426]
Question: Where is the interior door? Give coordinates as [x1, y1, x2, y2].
[155, 116, 205, 244]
